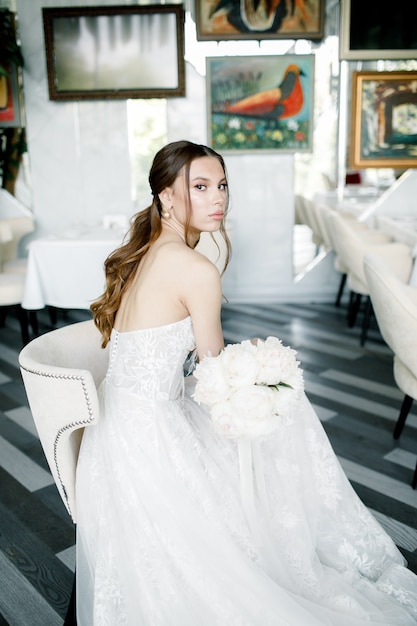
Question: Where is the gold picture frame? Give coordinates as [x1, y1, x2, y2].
[349, 71, 417, 169]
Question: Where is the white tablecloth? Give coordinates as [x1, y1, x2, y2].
[22, 228, 125, 310]
[314, 187, 381, 218]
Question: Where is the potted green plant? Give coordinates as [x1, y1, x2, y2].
[0, 8, 23, 103]
[0, 8, 25, 195]
[0, 9, 24, 74]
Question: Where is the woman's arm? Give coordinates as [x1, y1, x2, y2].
[182, 254, 224, 359]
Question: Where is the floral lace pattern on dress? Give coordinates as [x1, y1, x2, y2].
[76, 321, 417, 626]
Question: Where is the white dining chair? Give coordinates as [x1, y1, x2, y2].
[0, 216, 35, 273]
[19, 320, 109, 521]
[327, 210, 412, 345]
[0, 271, 34, 344]
[320, 205, 374, 307]
[364, 253, 417, 488]
[0, 215, 37, 343]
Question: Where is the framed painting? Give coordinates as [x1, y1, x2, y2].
[340, 0, 417, 60]
[206, 55, 315, 154]
[42, 5, 185, 101]
[0, 64, 22, 127]
[196, 0, 324, 41]
[349, 71, 417, 169]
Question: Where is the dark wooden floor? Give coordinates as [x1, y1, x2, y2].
[0, 296, 416, 625]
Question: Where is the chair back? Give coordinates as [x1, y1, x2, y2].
[328, 212, 412, 288]
[0, 216, 35, 262]
[364, 253, 417, 381]
[18, 320, 109, 522]
[327, 212, 362, 278]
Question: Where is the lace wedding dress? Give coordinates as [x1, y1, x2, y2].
[76, 317, 417, 625]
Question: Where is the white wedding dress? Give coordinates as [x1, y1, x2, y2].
[76, 316, 417, 625]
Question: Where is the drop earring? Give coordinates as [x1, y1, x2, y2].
[162, 205, 172, 219]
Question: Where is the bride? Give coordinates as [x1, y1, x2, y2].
[76, 140, 417, 625]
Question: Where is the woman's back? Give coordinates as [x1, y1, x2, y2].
[114, 236, 197, 333]
[114, 230, 224, 357]
[108, 317, 195, 402]
[91, 143, 229, 356]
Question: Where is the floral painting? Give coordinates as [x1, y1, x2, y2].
[206, 55, 314, 153]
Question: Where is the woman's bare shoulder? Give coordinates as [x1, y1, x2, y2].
[157, 240, 219, 276]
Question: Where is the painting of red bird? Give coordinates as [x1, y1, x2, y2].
[222, 64, 305, 121]
[207, 55, 314, 152]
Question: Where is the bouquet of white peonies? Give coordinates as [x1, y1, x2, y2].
[193, 337, 304, 439]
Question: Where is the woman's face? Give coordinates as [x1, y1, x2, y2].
[162, 156, 228, 236]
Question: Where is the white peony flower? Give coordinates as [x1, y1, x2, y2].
[255, 337, 292, 385]
[285, 367, 304, 395]
[193, 337, 304, 440]
[210, 399, 235, 435]
[218, 385, 278, 438]
[193, 355, 230, 405]
[221, 340, 259, 388]
[271, 385, 299, 422]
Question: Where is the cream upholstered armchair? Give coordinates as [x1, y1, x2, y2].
[319, 205, 369, 306]
[364, 253, 417, 489]
[19, 320, 109, 521]
[327, 210, 412, 345]
[0, 216, 37, 344]
[0, 272, 34, 344]
[0, 216, 35, 273]
[295, 195, 325, 249]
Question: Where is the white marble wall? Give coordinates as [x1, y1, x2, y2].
[166, 62, 310, 300]
[14, 0, 340, 302]
[161, 58, 340, 301]
[16, 0, 132, 237]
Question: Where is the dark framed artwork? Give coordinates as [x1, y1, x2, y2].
[42, 5, 185, 101]
[340, 0, 417, 60]
[196, 0, 324, 41]
[349, 71, 417, 169]
[207, 55, 315, 154]
[0, 64, 22, 127]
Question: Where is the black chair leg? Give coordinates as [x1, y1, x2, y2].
[48, 306, 58, 327]
[29, 311, 39, 337]
[393, 394, 414, 440]
[16, 305, 30, 345]
[64, 572, 77, 625]
[348, 292, 361, 328]
[412, 460, 417, 489]
[335, 273, 347, 307]
[360, 297, 373, 346]
[347, 291, 354, 323]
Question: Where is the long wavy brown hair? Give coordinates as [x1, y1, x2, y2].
[91, 140, 231, 347]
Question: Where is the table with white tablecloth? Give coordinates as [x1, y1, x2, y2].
[313, 187, 382, 218]
[22, 228, 126, 310]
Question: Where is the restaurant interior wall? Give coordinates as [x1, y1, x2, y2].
[12, 0, 349, 302]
